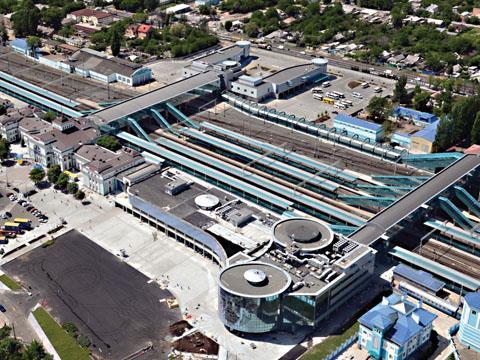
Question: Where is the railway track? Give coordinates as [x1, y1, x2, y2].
[418, 239, 480, 280]
[195, 112, 418, 177]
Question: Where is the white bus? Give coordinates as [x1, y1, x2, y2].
[343, 100, 353, 106]
[313, 94, 323, 100]
[311, 87, 323, 94]
[326, 92, 339, 100]
[334, 102, 347, 110]
[332, 91, 345, 98]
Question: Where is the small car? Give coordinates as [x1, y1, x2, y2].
[0, 305, 6, 312]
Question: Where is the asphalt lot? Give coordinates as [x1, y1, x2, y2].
[3, 229, 181, 359]
[249, 47, 395, 121]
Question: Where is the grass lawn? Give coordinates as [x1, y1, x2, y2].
[301, 322, 359, 360]
[32, 307, 90, 360]
[0, 274, 22, 291]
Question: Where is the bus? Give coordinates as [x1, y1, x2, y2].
[332, 91, 345, 98]
[343, 100, 353, 106]
[3, 222, 20, 232]
[323, 97, 335, 104]
[311, 87, 323, 94]
[14, 218, 31, 230]
[326, 92, 339, 100]
[313, 94, 323, 101]
[334, 102, 347, 110]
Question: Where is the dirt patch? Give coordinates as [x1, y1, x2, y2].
[348, 80, 361, 89]
[173, 331, 219, 355]
[169, 320, 193, 337]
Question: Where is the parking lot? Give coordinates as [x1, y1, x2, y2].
[249, 47, 396, 121]
[3, 229, 181, 359]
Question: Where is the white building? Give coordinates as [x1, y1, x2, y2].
[75, 144, 145, 195]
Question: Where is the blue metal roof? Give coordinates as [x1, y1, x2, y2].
[393, 263, 445, 292]
[201, 122, 357, 183]
[393, 106, 438, 124]
[117, 131, 293, 210]
[390, 246, 480, 291]
[334, 114, 382, 132]
[411, 120, 440, 143]
[181, 128, 340, 192]
[155, 135, 363, 226]
[464, 292, 480, 310]
[359, 293, 436, 346]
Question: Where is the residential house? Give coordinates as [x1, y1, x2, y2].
[67, 9, 114, 27]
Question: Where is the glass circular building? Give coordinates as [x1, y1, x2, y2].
[218, 262, 292, 333]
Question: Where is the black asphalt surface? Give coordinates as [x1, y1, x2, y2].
[349, 154, 480, 245]
[3, 229, 181, 359]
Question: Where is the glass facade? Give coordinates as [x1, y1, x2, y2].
[218, 288, 282, 333]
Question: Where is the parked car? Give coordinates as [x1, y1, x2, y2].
[0, 305, 6, 312]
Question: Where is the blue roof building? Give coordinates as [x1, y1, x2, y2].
[459, 292, 480, 352]
[10, 38, 42, 59]
[410, 120, 440, 153]
[393, 106, 438, 125]
[358, 293, 437, 360]
[333, 114, 383, 143]
[393, 264, 445, 294]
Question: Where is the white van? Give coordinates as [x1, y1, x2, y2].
[322, 81, 331, 88]
[352, 92, 363, 99]
[361, 82, 369, 88]
[374, 86, 382, 93]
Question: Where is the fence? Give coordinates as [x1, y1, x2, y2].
[324, 335, 358, 360]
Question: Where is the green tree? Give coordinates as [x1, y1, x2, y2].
[413, 91, 431, 112]
[11, 0, 40, 37]
[381, 120, 395, 139]
[225, 20, 232, 31]
[96, 135, 121, 151]
[392, 76, 408, 104]
[26, 35, 41, 57]
[47, 164, 61, 183]
[67, 182, 78, 194]
[55, 172, 69, 190]
[244, 22, 259, 37]
[29, 168, 45, 185]
[41, 7, 64, 30]
[144, 0, 157, 11]
[42, 111, 56, 122]
[0, 325, 11, 340]
[62, 322, 78, 336]
[0, 19, 8, 45]
[0, 337, 22, 358]
[22, 340, 53, 360]
[367, 96, 392, 122]
[75, 190, 85, 200]
[110, 24, 122, 57]
[471, 113, 480, 145]
[0, 137, 10, 159]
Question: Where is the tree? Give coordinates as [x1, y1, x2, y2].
[0, 137, 10, 159]
[47, 165, 61, 183]
[96, 135, 121, 151]
[110, 25, 122, 57]
[367, 96, 392, 122]
[42, 111, 56, 122]
[75, 190, 85, 200]
[144, 0, 157, 11]
[22, 340, 53, 360]
[67, 182, 78, 194]
[62, 322, 78, 336]
[392, 75, 408, 104]
[0, 337, 22, 358]
[381, 120, 395, 139]
[0, 19, 8, 45]
[0, 325, 11, 340]
[471, 113, 480, 145]
[11, 0, 40, 37]
[55, 172, 69, 190]
[41, 7, 64, 30]
[413, 90, 431, 112]
[29, 168, 45, 185]
[225, 20, 232, 32]
[244, 22, 259, 37]
[26, 35, 41, 57]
